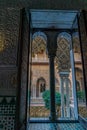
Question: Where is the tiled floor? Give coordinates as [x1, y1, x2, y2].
[28, 123, 85, 130]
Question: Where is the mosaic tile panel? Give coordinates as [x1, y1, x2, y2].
[0, 96, 16, 130]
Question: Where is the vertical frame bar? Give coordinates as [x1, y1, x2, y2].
[70, 32, 78, 120]
[77, 12, 87, 105]
[15, 8, 24, 130]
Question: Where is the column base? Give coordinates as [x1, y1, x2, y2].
[66, 107, 70, 118]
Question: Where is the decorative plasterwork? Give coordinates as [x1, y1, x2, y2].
[0, 9, 20, 65]
[32, 32, 47, 54]
[56, 32, 71, 72]
[0, 32, 5, 52]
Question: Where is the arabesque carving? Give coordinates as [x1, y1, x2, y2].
[56, 36, 71, 72]
[0, 9, 20, 65]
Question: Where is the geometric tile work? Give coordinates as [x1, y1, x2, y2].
[0, 96, 16, 130]
[29, 123, 85, 130]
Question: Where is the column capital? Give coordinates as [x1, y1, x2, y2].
[48, 45, 56, 120]
[59, 71, 70, 77]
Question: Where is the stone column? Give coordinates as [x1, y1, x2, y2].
[70, 46, 78, 119]
[65, 73, 70, 118]
[59, 72, 70, 118]
[59, 72, 65, 118]
[47, 33, 57, 121]
[33, 85, 36, 98]
[49, 55, 56, 120]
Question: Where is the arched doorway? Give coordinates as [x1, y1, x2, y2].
[36, 77, 46, 98]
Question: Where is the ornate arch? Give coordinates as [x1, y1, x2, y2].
[32, 31, 47, 41]
[36, 77, 46, 97]
[57, 32, 71, 43]
[56, 32, 71, 72]
[32, 31, 47, 55]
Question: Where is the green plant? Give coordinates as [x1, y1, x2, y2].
[42, 90, 61, 109]
[77, 90, 85, 100]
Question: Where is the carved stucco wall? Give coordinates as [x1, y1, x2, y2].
[0, 8, 20, 130]
[32, 65, 49, 90]
[0, 67, 17, 96]
[0, 8, 20, 94]
[0, 9, 20, 65]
